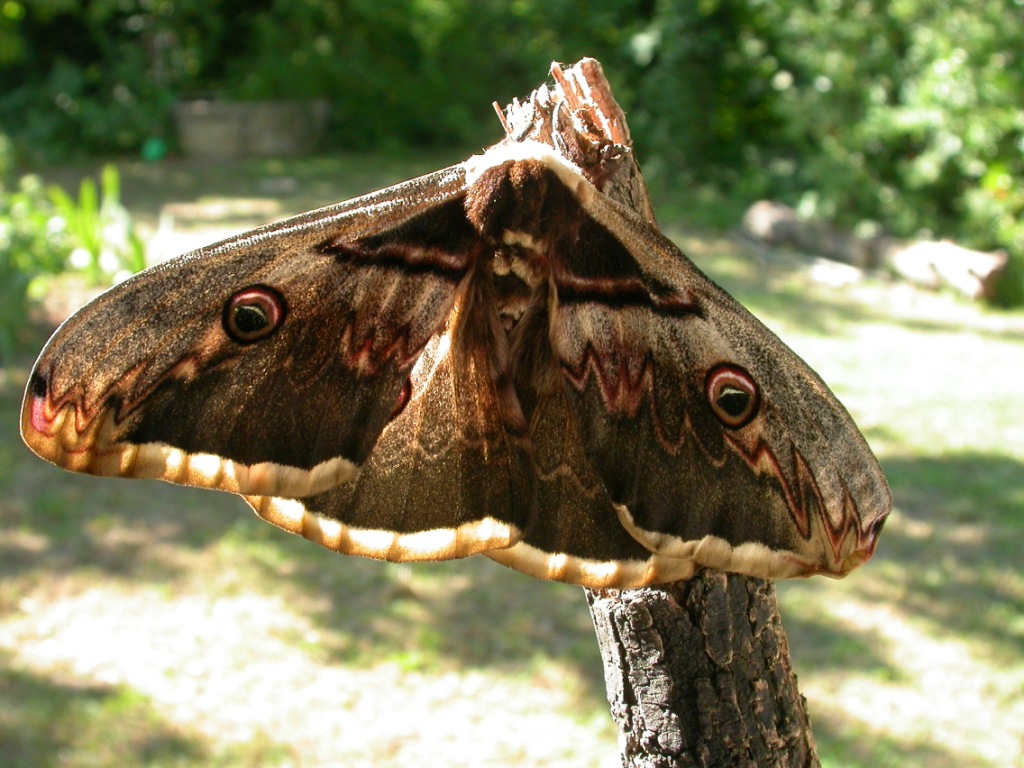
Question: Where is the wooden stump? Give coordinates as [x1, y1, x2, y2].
[588, 578, 817, 767]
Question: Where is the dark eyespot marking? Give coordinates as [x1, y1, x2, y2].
[223, 286, 286, 344]
[705, 364, 759, 428]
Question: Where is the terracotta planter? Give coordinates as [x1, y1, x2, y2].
[174, 100, 328, 159]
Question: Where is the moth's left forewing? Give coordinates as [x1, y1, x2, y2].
[544, 171, 891, 579]
[22, 164, 477, 498]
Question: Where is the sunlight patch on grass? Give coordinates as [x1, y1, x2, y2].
[797, 595, 1024, 767]
[0, 651, 291, 768]
[0, 584, 618, 767]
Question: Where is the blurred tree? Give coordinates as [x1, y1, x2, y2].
[629, 0, 1024, 302]
[2, 0, 195, 160]
[1, 0, 1021, 300]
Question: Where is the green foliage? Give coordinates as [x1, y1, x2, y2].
[0, 157, 146, 361]
[630, 0, 1024, 304]
[0, 1, 178, 163]
[48, 164, 147, 284]
[0, 173, 67, 361]
[203, 0, 646, 148]
[0, 0, 647, 156]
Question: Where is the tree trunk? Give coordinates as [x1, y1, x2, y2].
[588, 577, 818, 767]
[498, 59, 819, 768]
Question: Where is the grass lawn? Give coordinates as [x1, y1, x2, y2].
[1, 152, 1022, 767]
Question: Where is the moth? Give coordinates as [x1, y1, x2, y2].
[21, 140, 890, 588]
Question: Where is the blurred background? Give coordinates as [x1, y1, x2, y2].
[1, 2, 1022, 766]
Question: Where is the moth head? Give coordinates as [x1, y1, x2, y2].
[223, 285, 287, 344]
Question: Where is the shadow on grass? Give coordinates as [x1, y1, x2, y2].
[784, 450, 1023, 676]
[684, 240, 887, 337]
[871, 451, 1024, 661]
[812, 711, 991, 768]
[205, 516, 610, 701]
[884, 451, 1024, 531]
[292, 548, 604, 684]
[1, 350, 265, 583]
[0, 651, 288, 768]
[782, 609, 904, 683]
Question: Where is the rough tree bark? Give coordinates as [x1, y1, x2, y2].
[497, 59, 820, 768]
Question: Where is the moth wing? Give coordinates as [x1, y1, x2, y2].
[245, 277, 536, 561]
[485, 389, 696, 587]
[22, 165, 480, 499]
[550, 189, 891, 578]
